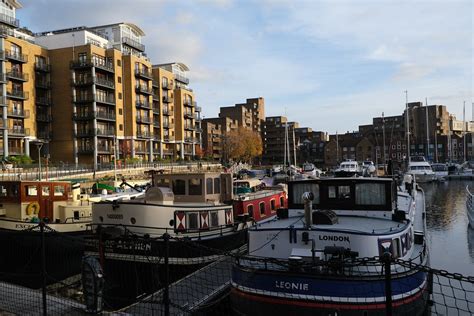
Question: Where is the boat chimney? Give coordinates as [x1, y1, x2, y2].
[302, 192, 314, 228]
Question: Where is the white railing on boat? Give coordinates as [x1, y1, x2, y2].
[467, 185, 473, 211]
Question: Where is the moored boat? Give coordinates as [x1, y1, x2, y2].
[0, 180, 92, 288]
[467, 185, 474, 228]
[334, 160, 361, 177]
[431, 163, 448, 181]
[231, 176, 430, 315]
[408, 156, 436, 183]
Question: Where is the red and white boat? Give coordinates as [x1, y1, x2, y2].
[232, 178, 287, 223]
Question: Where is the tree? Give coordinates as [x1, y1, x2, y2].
[226, 127, 262, 163]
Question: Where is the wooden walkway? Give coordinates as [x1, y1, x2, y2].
[121, 248, 244, 315]
[0, 281, 86, 315]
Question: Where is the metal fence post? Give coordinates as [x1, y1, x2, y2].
[40, 221, 47, 316]
[163, 233, 170, 316]
[383, 252, 393, 316]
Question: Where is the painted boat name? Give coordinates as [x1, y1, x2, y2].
[319, 235, 350, 242]
[275, 281, 309, 291]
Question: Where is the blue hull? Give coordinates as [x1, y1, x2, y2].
[231, 265, 430, 316]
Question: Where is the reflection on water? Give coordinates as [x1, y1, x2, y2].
[421, 180, 474, 275]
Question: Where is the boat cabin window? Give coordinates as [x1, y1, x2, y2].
[187, 212, 199, 229]
[214, 178, 220, 194]
[26, 185, 38, 197]
[392, 238, 401, 258]
[355, 183, 386, 205]
[0, 185, 7, 197]
[280, 196, 284, 207]
[189, 179, 202, 195]
[270, 199, 276, 211]
[328, 185, 351, 200]
[41, 186, 50, 196]
[172, 179, 186, 195]
[259, 202, 265, 216]
[210, 211, 219, 227]
[54, 185, 66, 197]
[247, 204, 254, 217]
[206, 178, 213, 194]
[292, 183, 319, 204]
[156, 178, 170, 187]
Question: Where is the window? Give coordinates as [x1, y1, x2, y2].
[118, 76, 122, 83]
[78, 53, 87, 64]
[214, 178, 221, 194]
[172, 179, 186, 195]
[26, 185, 38, 197]
[247, 205, 254, 217]
[54, 185, 65, 196]
[0, 185, 6, 197]
[119, 124, 123, 131]
[118, 93, 122, 99]
[259, 202, 265, 216]
[338, 186, 351, 199]
[117, 59, 121, 66]
[291, 183, 319, 204]
[280, 196, 285, 208]
[188, 178, 202, 195]
[270, 199, 276, 211]
[210, 211, 219, 227]
[119, 109, 123, 115]
[41, 186, 50, 197]
[206, 178, 213, 194]
[187, 213, 198, 229]
[355, 183, 386, 205]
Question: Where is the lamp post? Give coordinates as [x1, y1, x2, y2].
[33, 141, 44, 181]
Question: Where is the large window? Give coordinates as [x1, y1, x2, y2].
[259, 202, 265, 216]
[355, 183, 386, 205]
[292, 183, 319, 204]
[172, 179, 186, 195]
[214, 178, 221, 194]
[188, 179, 202, 195]
[206, 178, 213, 194]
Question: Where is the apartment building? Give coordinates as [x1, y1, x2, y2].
[219, 97, 264, 134]
[202, 116, 238, 161]
[262, 116, 299, 164]
[0, 2, 201, 166]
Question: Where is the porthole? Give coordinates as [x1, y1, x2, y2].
[130, 217, 136, 224]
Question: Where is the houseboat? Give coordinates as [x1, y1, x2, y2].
[231, 176, 430, 315]
[0, 180, 92, 288]
[301, 162, 321, 179]
[233, 178, 287, 223]
[87, 171, 249, 306]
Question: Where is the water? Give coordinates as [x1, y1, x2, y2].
[422, 180, 474, 276]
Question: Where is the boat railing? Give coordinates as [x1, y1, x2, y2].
[63, 215, 92, 224]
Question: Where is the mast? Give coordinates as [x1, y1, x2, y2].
[382, 112, 386, 172]
[472, 102, 474, 162]
[292, 126, 297, 167]
[425, 97, 430, 160]
[336, 131, 339, 164]
[463, 101, 466, 162]
[283, 121, 288, 168]
[405, 90, 410, 168]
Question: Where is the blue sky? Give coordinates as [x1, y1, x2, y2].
[18, 0, 472, 133]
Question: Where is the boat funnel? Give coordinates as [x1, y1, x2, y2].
[302, 192, 314, 228]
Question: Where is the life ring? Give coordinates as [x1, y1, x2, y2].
[26, 201, 40, 216]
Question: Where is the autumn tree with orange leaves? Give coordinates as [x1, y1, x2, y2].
[224, 127, 262, 163]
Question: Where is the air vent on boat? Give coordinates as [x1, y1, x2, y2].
[276, 208, 288, 219]
[312, 210, 338, 225]
[145, 187, 174, 204]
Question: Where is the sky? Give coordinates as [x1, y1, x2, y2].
[17, 0, 473, 134]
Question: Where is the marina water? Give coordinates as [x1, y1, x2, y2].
[422, 180, 473, 276]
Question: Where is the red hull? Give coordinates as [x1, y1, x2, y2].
[233, 189, 287, 222]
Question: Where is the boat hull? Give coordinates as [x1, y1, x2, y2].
[0, 228, 87, 288]
[231, 265, 430, 316]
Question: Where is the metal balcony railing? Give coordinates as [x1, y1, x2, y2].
[35, 63, 51, 72]
[136, 115, 152, 124]
[136, 100, 151, 109]
[137, 130, 153, 138]
[8, 128, 29, 136]
[36, 113, 53, 122]
[5, 51, 28, 63]
[6, 71, 28, 81]
[135, 84, 152, 94]
[36, 96, 52, 106]
[70, 58, 114, 72]
[35, 79, 51, 89]
[123, 37, 145, 52]
[0, 13, 19, 27]
[162, 96, 172, 103]
[134, 68, 152, 79]
[7, 109, 30, 118]
[7, 90, 28, 100]
[162, 81, 174, 90]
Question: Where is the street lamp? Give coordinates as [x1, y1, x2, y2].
[32, 140, 46, 181]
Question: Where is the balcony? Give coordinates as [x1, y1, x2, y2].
[97, 145, 114, 154]
[183, 112, 194, 119]
[183, 99, 193, 107]
[5, 51, 28, 63]
[162, 122, 174, 129]
[122, 37, 145, 52]
[95, 95, 115, 105]
[8, 128, 29, 137]
[184, 124, 195, 131]
[73, 95, 95, 103]
[153, 120, 160, 128]
[135, 68, 153, 80]
[162, 95, 172, 103]
[6, 71, 28, 82]
[136, 115, 152, 124]
[162, 81, 174, 90]
[37, 130, 52, 140]
[0, 73, 5, 83]
[137, 130, 153, 139]
[36, 96, 52, 106]
[153, 93, 160, 101]
[70, 58, 114, 73]
[163, 136, 174, 143]
[135, 146, 147, 154]
[97, 128, 115, 137]
[36, 113, 53, 122]
[7, 90, 28, 100]
[75, 129, 96, 137]
[152, 79, 159, 87]
[78, 146, 94, 154]
[152, 105, 160, 114]
[35, 63, 51, 72]
[136, 100, 151, 109]
[174, 73, 189, 85]
[0, 13, 19, 27]
[35, 79, 51, 89]
[135, 84, 153, 95]
[162, 108, 173, 116]
[7, 109, 30, 118]
[96, 111, 116, 121]
[195, 106, 202, 112]
[95, 77, 115, 89]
